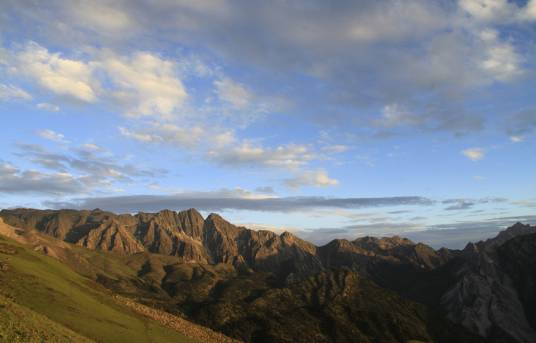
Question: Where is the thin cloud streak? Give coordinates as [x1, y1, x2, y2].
[44, 194, 434, 214]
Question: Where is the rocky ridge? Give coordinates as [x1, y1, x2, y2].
[0, 208, 445, 278]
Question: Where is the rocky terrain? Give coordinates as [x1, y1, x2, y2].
[0, 208, 535, 342]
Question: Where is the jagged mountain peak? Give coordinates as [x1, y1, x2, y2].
[353, 235, 414, 248]
[480, 222, 536, 251]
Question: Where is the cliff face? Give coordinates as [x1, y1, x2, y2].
[438, 224, 536, 343]
[498, 233, 536, 331]
[0, 208, 322, 276]
[0, 208, 449, 278]
[318, 235, 450, 272]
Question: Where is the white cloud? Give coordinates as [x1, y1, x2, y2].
[523, 0, 536, 20]
[459, 0, 536, 23]
[209, 142, 316, 169]
[7, 43, 189, 117]
[459, 0, 517, 23]
[36, 102, 60, 112]
[119, 127, 161, 143]
[478, 29, 523, 82]
[13, 42, 97, 102]
[2, 1, 533, 138]
[510, 135, 524, 143]
[37, 129, 68, 143]
[210, 130, 236, 148]
[214, 77, 252, 108]
[0, 83, 32, 101]
[462, 147, 485, 161]
[284, 169, 339, 189]
[80, 143, 104, 152]
[101, 52, 187, 118]
[119, 123, 204, 148]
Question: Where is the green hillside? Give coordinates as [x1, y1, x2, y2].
[0, 236, 196, 343]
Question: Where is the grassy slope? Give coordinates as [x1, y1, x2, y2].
[0, 236, 196, 343]
[0, 294, 94, 343]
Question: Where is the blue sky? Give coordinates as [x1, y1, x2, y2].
[1, 0, 535, 248]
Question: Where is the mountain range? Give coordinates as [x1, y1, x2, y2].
[0, 208, 535, 342]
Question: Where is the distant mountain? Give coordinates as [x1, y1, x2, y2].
[1, 208, 535, 342]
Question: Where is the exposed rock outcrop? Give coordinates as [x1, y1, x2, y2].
[439, 224, 536, 343]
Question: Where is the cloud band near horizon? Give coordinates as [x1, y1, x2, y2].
[43, 194, 434, 214]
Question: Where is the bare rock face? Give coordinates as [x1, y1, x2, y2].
[0, 208, 453, 283]
[76, 219, 145, 254]
[0, 208, 322, 277]
[439, 225, 536, 343]
[135, 209, 208, 261]
[498, 233, 536, 332]
[318, 235, 448, 272]
[201, 214, 323, 277]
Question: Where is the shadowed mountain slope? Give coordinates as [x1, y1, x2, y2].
[1, 209, 535, 342]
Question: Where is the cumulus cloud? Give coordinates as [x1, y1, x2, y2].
[462, 147, 485, 161]
[459, 0, 519, 23]
[12, 42, 97, 102]
[2, 0, 534, 137]
[459, 0, 536, 24]
[6, 42, 188, 118]
[284, 169, 339, 189]
[477, 29, 523, 82]
[37, 129, 68, 143]
[0, 83, 32, 101]
[100, 52, 187, 118]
